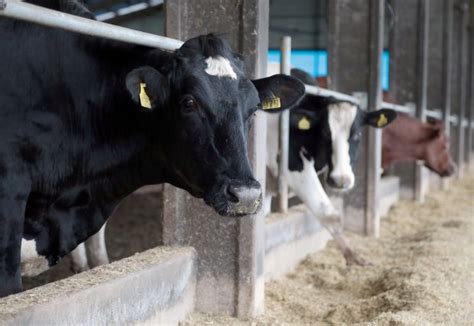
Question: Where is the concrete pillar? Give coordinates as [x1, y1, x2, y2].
[163, 0, 268, 318]
[386, 0, 429, 202]
[328, 0, 384, 236]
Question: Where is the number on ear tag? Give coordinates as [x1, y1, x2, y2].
[139, 83, 152, 109]
[377, 113, 388, 127]
[262, 96, 281, 110]
[298, 116, 311, 130]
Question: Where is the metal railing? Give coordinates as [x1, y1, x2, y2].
[381, 103, 472, 128]
[304, 85, 361, 104]
[0, 0, 182, 50]
[381, 102, 416, 115]
[95, 0, 163, 22]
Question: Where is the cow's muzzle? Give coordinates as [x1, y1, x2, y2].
[327, 174, 355, 191]
[206, 180, 263, 217]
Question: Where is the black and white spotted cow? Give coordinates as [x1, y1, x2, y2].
[0, 0, 305, 297]
[266, 69, 397, 265]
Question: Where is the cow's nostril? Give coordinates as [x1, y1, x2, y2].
[328, 175, 353, 189]
[226, 183, 262, 208]
[226, 185, 240, 203]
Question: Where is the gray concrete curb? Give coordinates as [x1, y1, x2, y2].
[0, 247, 196, 325]
[379, 176, 401, 217]
[265, 205, 331, 280]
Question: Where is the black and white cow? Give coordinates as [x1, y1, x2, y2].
[266, 69, 397, 265]
[0, 0, 305, 297]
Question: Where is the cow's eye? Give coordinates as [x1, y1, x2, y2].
[180, 96, 198, 113]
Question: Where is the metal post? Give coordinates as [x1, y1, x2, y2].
[365, 0, 384, 237]
[277, 36, 291, 213]
[442, 0, 454, 189]
[415, 0, 430, 202]
[443, 0, 454, 135]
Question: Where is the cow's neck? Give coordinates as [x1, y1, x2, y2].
[79, 41, 171, 195]
[382, 142, 426, 168]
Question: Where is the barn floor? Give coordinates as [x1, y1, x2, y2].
[186, 172, 474, 325]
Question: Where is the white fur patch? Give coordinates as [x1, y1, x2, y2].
[21, 239, 49, 277]
[286, 150, 339, 224]
[204, 56, 237, 79]
[328, 102, 357, 189]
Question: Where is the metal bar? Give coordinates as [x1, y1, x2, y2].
[365, 0, 384, 238]
[277, 36, 291, 213]
[381, 101, 416, 115]
[304, 85, 360, 104]
[0, 0, 183, 51]
[456, 1, 469, 177]
[96, 0, 164, 22]
[426, 109, 443, 120]
[414, 0, 430, 202]
[442, 0, 454, 136]
[416, 0, 429, 123]
[441, 0, 454, 190]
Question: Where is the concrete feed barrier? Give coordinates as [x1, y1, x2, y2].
[379, 175, 401, 217]
[265, 205, 331, 280]
[0, 246, 196, 325]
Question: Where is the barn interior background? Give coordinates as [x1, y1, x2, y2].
[0, 0, 472, 324]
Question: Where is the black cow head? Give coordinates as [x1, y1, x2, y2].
[290, 95, 397, 190]
[125, 34, 305, 217]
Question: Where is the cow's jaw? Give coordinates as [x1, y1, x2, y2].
[327, 102, 357, 190]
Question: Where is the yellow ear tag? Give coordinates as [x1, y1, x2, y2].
[139, 83, 152, 109]
[377, 113, 388, 127]
[298, 116, 311, 130]
[262, 96, 281, 110]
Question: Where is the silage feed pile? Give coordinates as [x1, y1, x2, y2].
[187, 172, 474, 325]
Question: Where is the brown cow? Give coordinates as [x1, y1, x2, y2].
[382, 113, 456, 176]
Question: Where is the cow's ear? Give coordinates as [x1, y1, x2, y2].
[252, 74, 305, 113]
[365, 109, 397, 128]
[289, 111, 317, 131]
[126, 66, 168, 110]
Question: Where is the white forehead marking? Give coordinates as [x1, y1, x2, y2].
[327, 102, 357, 189]
[328, 102, 358, 139]
[204, 55, 237, 79]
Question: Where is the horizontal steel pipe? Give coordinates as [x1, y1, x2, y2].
[0, 0, 183, 51]
[304, 84, 360, 104]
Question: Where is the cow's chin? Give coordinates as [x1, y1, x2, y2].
[328, 186, 353, 193]
[326, 180, 355, 193]
[204, 191, 262, 217]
